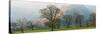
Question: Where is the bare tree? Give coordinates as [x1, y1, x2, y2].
[40, 5, 63, 31]
[16, 18, 27, 33]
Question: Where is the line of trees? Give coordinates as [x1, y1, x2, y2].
[63, 14, 84, 28]
[63, 12, 96, 28]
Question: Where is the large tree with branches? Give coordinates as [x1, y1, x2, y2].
[40, 5, 63, 31]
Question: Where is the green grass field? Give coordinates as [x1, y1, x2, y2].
[12, 26, 96, 34]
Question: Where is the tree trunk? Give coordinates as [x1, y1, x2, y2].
[51, 24, 54, 31]
[20, 26, 24, 33]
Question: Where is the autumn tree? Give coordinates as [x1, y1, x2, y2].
[40, 5, 63, 31]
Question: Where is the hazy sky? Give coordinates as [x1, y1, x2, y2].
[11, 0, 96, 22]
[11, 1, 66, 22]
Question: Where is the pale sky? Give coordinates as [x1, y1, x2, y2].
[11, 0, 66, 22]
[11, 0, 96, 22]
